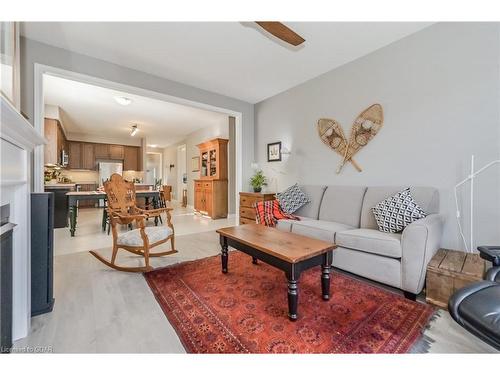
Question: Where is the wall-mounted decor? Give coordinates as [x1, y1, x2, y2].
[267, 141, 282, 162]
[317, 104, 384, 174]
[191, 156, 200, 172]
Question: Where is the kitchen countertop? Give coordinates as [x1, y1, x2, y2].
[44, 183, 76, 189]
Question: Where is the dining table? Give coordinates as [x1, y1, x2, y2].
[65, 190, 160, 237]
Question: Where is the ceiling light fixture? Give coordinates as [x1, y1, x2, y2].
[148, 144, 158, 148]
[114, 96, 132, 106]
[130, 124, 139, 136]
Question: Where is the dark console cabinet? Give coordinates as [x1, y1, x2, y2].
[1, 204, 14, 353]
[0, 223, 14, 353]
[43, 187, 69, 228]
[31, 193, 55, 316]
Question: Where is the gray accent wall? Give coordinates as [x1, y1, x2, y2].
[255, 23, 500, 249]
[20, 37, 255, 191]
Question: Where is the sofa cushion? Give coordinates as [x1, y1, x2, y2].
[360, 186, 439, 229]
[336, 228, 402, 258]
[372, 187, 427, 233]
[291, 220, 354, 243]
[318, 185, 367, 227]
[293, 185, 327, 219]
[276, 183, 310, 214]
[276, 216, 314, 232]
[117, 226, 173, 247]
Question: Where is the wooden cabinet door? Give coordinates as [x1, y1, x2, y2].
[68, 142, 82, 169]
[81, 143, 95, 170]
[43, 119, 58, 165]
[109, 145, 124, 160]
[194, 182, 204, 211]
[123, 146, 138, 171]
[203, 182, 213, 216]
[94, 143, 109, 159]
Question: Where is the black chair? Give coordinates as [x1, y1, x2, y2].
[448, 246, 500, 350]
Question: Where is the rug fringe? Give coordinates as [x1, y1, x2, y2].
[408, 310, 441, 353]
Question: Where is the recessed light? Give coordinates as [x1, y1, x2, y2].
[148, 144, 158, 148]
[114, 96, 132, 106]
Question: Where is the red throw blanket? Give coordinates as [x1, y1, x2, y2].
[253, 199, 300, 227]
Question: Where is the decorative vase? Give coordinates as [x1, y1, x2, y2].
[253, 187, 262, 193]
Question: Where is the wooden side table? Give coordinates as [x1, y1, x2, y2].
[426, 248, 487, 309]
[239, 192, 275, 225]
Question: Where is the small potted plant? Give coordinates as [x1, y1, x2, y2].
[250, 170, 267, 193]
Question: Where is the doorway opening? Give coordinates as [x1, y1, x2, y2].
[176, 144, 187, 203]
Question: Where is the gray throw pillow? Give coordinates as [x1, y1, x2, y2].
[372, 187, 427, 233]
[276, 183, 310, 214]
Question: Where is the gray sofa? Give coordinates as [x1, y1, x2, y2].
[276, 185, 444, 299]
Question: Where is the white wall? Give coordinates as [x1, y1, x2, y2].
[255, 23, 500, 250]
[162, 143, 180, 199]
[20, 37, 255, 191]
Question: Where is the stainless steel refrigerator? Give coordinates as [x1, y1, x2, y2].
[98, 162, 123, 206]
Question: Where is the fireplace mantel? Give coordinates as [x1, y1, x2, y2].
[1, 97, 46, 152]
[1, 95, 46, 341]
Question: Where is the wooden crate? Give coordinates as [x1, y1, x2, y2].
[426, 248, 486, 309]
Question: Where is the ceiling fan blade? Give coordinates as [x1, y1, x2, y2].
[255, 22, 305, 46]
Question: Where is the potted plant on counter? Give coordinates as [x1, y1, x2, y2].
[250, 170, 267, 193]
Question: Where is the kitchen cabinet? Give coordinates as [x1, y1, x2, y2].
[123, 146, 139, 171]
[81, 143, 95, 170]
[68, 141, 82, 169]
[66, 141, 141, 171]
[109, 145, 124, 160]
[44, 118, 67, 166]
[94, 143, 109, 159]
[94, 143, 124, 160]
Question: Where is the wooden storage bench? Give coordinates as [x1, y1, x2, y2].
[426, 248, 487, 309]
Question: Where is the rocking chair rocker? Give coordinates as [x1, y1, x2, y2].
[89, 173, 177, 272]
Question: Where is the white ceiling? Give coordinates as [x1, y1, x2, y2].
[23, 22, 432, 103]
[43, 74, 229, 148]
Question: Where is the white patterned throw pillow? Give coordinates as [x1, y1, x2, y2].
[276, 184, 310, 214]
[372, 188, 427, 233]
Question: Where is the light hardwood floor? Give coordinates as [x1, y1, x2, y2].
[13, 207, 498, 353]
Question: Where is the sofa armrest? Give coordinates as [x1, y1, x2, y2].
[401, 214, 444, 294]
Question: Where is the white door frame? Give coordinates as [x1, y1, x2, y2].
[176, 144, 187, 202]
[145, 151, 163, 185]
[33, 63, 243, 217]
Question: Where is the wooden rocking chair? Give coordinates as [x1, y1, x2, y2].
[89, 173, 177, 272]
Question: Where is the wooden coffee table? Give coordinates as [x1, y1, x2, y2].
[216, 223, 337, 321]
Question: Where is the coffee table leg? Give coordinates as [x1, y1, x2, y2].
[321, 252, 332, 300]
[221, 237, 228, 274]
[252, 257, 258, 264]
[287, 279, 298, 321]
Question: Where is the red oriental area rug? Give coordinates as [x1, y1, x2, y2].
[145, 252, 435, 353]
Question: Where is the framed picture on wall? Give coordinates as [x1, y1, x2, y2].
[267, 142, 282, 162]
[191, 156, 200, 172]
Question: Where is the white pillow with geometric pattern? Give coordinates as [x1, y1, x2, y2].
[372, 187, 427, 233]
[276, 183, 310, 214]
